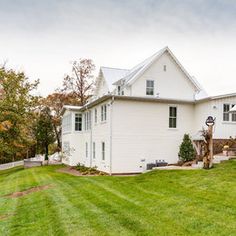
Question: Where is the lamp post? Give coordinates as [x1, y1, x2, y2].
[205, 116, 215, 168]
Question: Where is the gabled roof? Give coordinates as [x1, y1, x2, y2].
[124, 46, 202, 92]
[100, 67, 129, 92]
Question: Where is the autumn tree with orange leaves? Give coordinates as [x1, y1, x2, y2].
[41, 92, 80, 149]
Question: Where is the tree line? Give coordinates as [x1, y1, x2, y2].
[0, 59, 95, 164]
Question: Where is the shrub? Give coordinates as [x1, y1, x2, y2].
[75, 163, 107, 175]
[178, 134, 195, 162]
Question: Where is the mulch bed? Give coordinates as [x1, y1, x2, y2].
[3, 185, 52, 198]
[57, 167, 107, 176]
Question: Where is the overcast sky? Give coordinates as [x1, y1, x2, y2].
[0, 0, 236, 96]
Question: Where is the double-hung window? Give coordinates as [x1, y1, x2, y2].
[94, 109, 97, 124]
[84, 111, 92, 130]
[223, 104, 230, 122]
[75, 114, 82, 131]
[62, 114, 72, 133]
[146, 80, 154, 95]
[232, 105, 236, 122]
[101, 105, 107, 122]
[102, 142, 105, 160]
[169, 106, 177, 128]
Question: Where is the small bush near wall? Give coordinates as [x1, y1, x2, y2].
[75, 163, 107, 175]
[179, 134, 196, 162]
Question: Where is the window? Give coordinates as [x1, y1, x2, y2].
[164, 65, 167, 71]
[101, 105, 107, 122]
[169, 106, 177, 128]
[62, 114, 72, 133]
[102, 142, 105, 160]
[146, 80, 154, 95]
[84, 111, 91, 130]
[232, 105, 236, 122]
[85, 142, 88, 158]
[93, 142, 96, 159]
[94, 109, 97, 124]
[75, 114, 82, 131]
[223, 104, 230, 121]
[117, 86, 121, 95]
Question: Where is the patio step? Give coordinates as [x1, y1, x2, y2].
[213, 155, 230, 164]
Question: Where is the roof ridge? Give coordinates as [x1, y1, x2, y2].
[101, 66, 129, 71]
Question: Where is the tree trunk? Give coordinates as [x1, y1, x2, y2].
[53, 123, 61, 150]
[45, 144, 49, 161]
[203, 125, 213, 169]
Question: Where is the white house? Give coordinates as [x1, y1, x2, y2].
[61, 47, 236, 174]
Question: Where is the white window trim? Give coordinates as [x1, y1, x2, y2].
[94, 108, 97, 124]
[223, 103, 236, 123]
[168, 105, 178, 129]
[62, 113, 72, 134]
[146, 80, 155, 96]
[101, 104, 107, 123]
[93, 142, 96, 159]
[101, 142, 105, 161]
[223, 103, 230, 122]
[74, 113, 82, 132]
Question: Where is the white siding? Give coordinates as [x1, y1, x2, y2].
[61, 102, 112, 173]
[111, 100, 195, 173]
[130, 52, 197, 101]
[194, 97, 236, 139]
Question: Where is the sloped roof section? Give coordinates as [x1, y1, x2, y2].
[100, 67, 129, 92]
[124, 47, 202, 92]
[124, 47, 167, 84]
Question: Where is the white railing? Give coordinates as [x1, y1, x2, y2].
[0, 160, 24, 170]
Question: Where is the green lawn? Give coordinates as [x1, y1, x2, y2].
[0, 161, 236, 236]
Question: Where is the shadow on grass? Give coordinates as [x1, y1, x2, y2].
[0, 166, 24, 177]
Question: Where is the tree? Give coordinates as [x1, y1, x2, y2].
[0, 66, 39, 163]
[41, 92, 80, 150]
[34, 107, 55, 161]
[61, 59, 95, 106]
[179, 134, 196, 162]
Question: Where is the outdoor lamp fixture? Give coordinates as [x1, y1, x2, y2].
[205, 116, 215, 126]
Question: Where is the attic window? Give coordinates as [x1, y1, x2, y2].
[163, 65, 167, 71]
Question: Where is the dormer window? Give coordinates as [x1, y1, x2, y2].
[146, 80, 154, 95]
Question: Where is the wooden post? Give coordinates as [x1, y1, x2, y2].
[208, 125, 213, 168]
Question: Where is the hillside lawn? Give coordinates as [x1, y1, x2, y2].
[0, 161, 236, 236]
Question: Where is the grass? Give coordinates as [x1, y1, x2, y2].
[0, 161, 236, 236]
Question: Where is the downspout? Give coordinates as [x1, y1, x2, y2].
[90, 109, 93, 168]
[85, 105, 92, 167]
[109, 96, 115, 175]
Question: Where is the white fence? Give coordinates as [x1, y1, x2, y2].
[0, 160, 24, 170]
